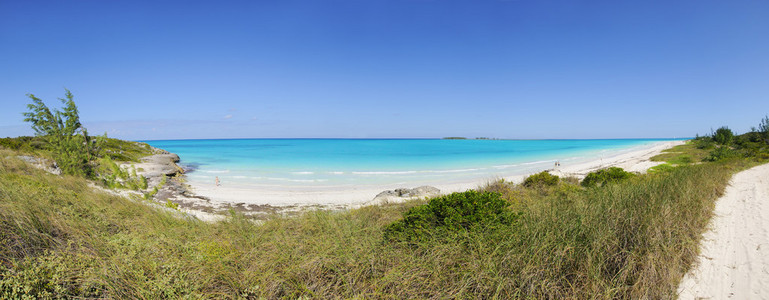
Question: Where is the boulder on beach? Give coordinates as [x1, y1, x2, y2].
[137, 153, 182, 176]
[120, 153, 184, 189]
[369, 186, 441, 205]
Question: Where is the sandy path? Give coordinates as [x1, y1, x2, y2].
[677, 163, 769, 299]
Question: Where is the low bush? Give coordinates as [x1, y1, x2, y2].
[384, 190, 518, 244]
[581, 167, 634, 187]
[522, 171, 559, 187]
[0, 137, 46, 153]
[705, 146, 738, 162]
[694, 137, 715, 150]
[98, 158, 148, 190]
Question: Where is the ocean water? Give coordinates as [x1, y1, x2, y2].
[143, 139, 678, 190]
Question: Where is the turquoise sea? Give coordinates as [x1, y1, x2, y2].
[144, 139, 681, 189]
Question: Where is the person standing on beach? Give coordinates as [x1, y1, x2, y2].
[215, 176, 220, 187]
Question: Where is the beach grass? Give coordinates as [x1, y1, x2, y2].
[2, 138, 766, 298]
[650, 141, 709, 165]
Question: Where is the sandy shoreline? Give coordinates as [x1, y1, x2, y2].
[677, 163, 769, 299]
[184, 140, 685, 209]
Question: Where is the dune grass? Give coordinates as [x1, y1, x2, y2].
[650, 142, 709, 166]
[2, 140, 764, 298]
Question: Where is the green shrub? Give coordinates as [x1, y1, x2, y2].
[581, 167, 634, 188]
[98, 158, 148, 190]
[712, 126, 734, 145]
[694, 138, 715, 150]
[523, 171, 559, 187]
[165, 201, 179, 210]
[705, 146, 738, 162]
[648, 163, 675, 173]
[384, 190, 518, 244]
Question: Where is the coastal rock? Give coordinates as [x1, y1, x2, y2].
[135, 153, 183, 177]
[17, 155, 62, 175]
[370, 186, 441, 205]
[118, 153, 184, 190]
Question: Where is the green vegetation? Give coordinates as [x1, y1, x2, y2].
[15, 90, 153, 179]
[759, 115, 769, 143]
[144, 175, 167, 200]
[2, 108, 769, 298]
[97, 158, 148, 190]
[0, 136, 48, 154]
[650, 142, 708, 165]
[581, 167, 635, 188]
[705, 146, 738, 162]
[522, 171, 560, 187]
[99, 138, 154, 162]
[22, 89, 105, 178]
[712, 126, 734, 145]
[3, 145, 754, 298]
[384, 190, 518, 244]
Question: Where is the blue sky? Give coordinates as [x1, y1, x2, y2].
[1, 0, 767, 140]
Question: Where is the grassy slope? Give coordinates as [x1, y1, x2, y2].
[0, 141, 764, 298]
[0, 136, 153, 163]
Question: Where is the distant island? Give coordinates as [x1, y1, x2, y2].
[442, 137, 496, 140]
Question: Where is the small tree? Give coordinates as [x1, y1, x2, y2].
[712, 126, 734, 145]
[22, 89, 103, 177]
[759, 115, 769, 144]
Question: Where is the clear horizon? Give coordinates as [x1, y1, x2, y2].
[1, 1, 768, 140]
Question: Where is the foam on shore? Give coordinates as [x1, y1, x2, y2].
[186, 140, 685, 208]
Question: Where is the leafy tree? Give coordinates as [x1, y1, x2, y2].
[712, 126, 734, 145]
[22, 89, 104, 177]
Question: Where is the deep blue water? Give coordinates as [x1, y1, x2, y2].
[143, 139, 681, 189]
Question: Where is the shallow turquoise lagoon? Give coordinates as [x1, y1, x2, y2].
[144, 139, 680, 189]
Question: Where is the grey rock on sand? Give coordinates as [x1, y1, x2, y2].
[128, 153, 183, 186]
[369, 186, 441, 205]
[17, 155, 62, 175]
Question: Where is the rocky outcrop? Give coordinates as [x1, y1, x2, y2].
[17, 155, 62, 175]
[127, 153, 182, 184]
[369, 186, 441, 205]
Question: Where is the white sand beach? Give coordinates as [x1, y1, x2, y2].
[677, 163, 769, 299]
[187, 140, 685, 209]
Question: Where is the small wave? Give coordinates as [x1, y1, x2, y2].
[520, 160, 553, 166]
[352, 171, 419, 175]
[432, 168, 482, 173]
[327, 171, 345, 175]
[291, 171, 314, 175]
[492, 164, 520, 169]
[202, 169, 230, 174]
[266, 177, 328, 183]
